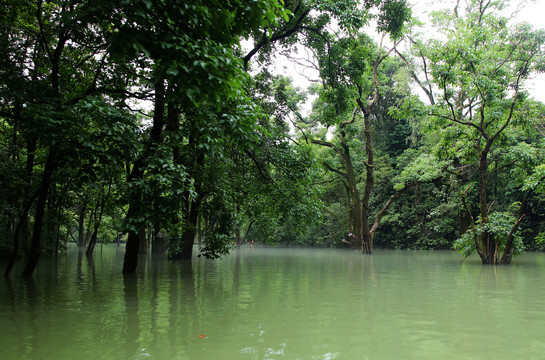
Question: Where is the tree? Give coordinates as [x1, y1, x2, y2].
[306, 21, 411, 253]
[1, 0, 140, 276]
[105, 0, 294, 271]
[407, 0, 545, 264]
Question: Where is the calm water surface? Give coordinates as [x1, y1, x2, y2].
[2, 246, 545, 359]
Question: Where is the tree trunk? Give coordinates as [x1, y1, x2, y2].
[344, 183, 352, 233]
[23, 148, 56, 277]
[21, 138, 37, 252]
[369, 185, 411, 242]
[4, 190, 39, 277]
[77, 203, 87, 247]
[152, 230, 167, 254]
[345, 163, 363, 249]
[85, 224, 100, 257]
[122, 77, 165, 273]
[360, 112, 374, 254]
[340, 135, 363, 250]
[312, 136, 363, 249]
[174, 197, 201, 260]
[197, 214, 203, 250]
[501, 192, 533, 264]
[123, 228, 141, 273]
[476, 146, 499, 264]
[86, 189, 107, 257]
[4, 118, 36, 275]
[172, 127, 204, 260]
[138, 228, 148, 254]
[235, 227, 242, 249]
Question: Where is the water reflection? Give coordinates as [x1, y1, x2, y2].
[2, 247, 545, 359]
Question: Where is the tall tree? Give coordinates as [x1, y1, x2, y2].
[407, 0, 545, 264]
[306, 15, 410, 253]
[108, 0, 293, 272]
[1, 0, 139, 276]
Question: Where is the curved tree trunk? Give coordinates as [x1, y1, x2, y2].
[312, 134, 363, 250]
[86, 187, 108, 257]
[4, 190, 39, 277]
[23, 148, 57, 277]
[369, 185, 412, 243]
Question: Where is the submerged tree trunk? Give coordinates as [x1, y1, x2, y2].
[343, 142, 363, 250]
[138, 229, 148, 254]
[123, 229, 141, 273]
[86, 188, 108, 257]
[123, 78, 165, 273]
[152, 230, 167, 254]
[171, 119, 205, 259]
[477, 149, 493, 264]
[197, 214, 203, 250]
[23, 148, 57, 277]
[313, 132, 363, 250]
[85, 224, 100, 257]
[77, 203, 87, 247]
[462, 145, 527, 265]
[173, 196, 201, 260]
[173, 156, 204, 259]
[355, 49, 392, 254]
[360, 110, 374, 254]
[4, 126, 36, 276]
[4, 190, 39, 277]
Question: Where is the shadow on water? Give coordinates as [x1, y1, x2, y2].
[1, 275, 41, 358]
[122, 273, 139, 359]
[119, 254, 201, 359]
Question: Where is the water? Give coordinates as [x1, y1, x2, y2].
[2, 246, 545, 359]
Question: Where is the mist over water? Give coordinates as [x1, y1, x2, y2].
[2, 246, 545, 359]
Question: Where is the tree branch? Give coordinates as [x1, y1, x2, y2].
[322, 161, 347, 178]
[243, 9, 311, 69]
[369, 183, 412, 240]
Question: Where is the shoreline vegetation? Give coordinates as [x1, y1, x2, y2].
[2, 0, 545, 276]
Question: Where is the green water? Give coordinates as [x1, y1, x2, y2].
[2, 246, 545, 359]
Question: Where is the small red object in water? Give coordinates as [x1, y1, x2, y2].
[198, 334, 206, 339]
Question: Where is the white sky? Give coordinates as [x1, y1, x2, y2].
[513, 0, 545, 102]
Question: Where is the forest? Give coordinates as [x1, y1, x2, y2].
[1, 0, 545, 277]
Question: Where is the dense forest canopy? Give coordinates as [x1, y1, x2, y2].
[1, 0, 544, 276]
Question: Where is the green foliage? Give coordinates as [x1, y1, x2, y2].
[393, 153, 449, 190]
[0, 149, 26, 221]
[403, 0, 545, 262]
[523, 164, 545, 192]
[536, 232, 545, 251]
[453, 212, 525, 258]
[370, 0, 412, 39]
[3, 0, 545, 270]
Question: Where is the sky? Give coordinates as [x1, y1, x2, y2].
[512, 0, 545, 102]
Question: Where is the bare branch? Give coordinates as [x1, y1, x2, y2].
[369, 183, 413, 240]
[322, 161, 348, 178]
